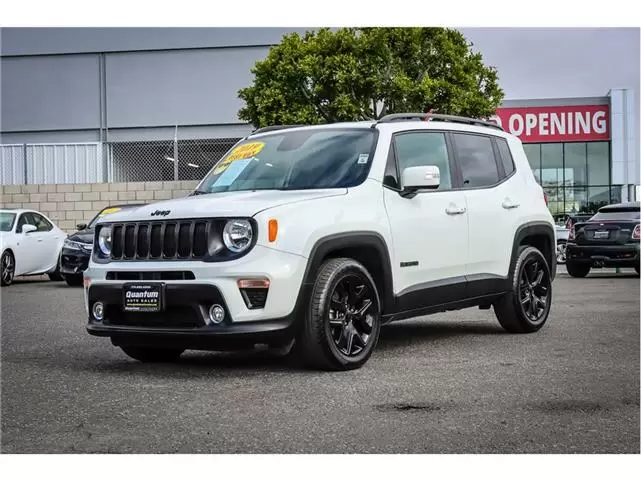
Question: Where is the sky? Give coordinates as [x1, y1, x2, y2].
[459, 28, 640, 101]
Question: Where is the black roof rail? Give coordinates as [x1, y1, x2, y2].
[250, 124, 307, 135]
[375, 113, 504, 131]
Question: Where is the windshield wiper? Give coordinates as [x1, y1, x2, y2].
[190, 190, 209, 196]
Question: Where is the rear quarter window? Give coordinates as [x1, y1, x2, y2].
[495, 138, 515, 177]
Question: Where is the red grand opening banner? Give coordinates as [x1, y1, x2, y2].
[493, 105, 610, 143]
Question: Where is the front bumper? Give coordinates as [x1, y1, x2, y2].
[60, 247, 91, 275]
[566, 243, 640, 267]
[84, 244, 308, 349]
[87, 284, 296, 349]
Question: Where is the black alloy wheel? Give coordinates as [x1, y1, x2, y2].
[327, 274, 377, 357]
[296, 258, 381, 371]
[518, 257, 551, 325]
[1, 251, 15, 287]
[494, 245, 552, 333]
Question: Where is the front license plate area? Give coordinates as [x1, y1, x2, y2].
[123, 283, 164, 312]
[593, 230, 610, 239]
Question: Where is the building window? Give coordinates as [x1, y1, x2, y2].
[521, 140, 614, 218]
[540, 144, 563, 190]
[587, 142, 610, 185]
[564, 142, 587, 187]
[523, 144, 541, 183]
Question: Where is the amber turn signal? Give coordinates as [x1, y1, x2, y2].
[237, 278, 270, 289]
[268, 219, 278, 242]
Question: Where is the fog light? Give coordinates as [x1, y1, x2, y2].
[209, 304, 225, 324]
[92, 302, 104, 321]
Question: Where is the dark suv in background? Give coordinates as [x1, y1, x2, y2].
[565, 202, 640, 277]
[60, 204, 145, 286]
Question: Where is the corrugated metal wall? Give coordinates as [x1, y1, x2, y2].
[0, 144, 25, 185]
[1, 143, 103, 185]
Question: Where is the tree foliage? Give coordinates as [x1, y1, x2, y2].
[238, 27, 504, 127]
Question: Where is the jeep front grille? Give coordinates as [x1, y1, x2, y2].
[110, 219, 217, 261]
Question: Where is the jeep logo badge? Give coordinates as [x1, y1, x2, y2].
[150, 210, 170, 217]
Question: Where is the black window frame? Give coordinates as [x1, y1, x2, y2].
[449, 131, 513, 191]
[383, 129, 459, 193]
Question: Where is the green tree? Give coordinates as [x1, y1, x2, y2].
[238, 27, 504, 128]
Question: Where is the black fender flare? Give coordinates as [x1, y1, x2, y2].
[296, 231, 395, 315]
[510, 221, 557, 280]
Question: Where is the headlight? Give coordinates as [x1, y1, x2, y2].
[64, 239, 92, 252]
[97, 226, 112, 256]
[222, 219, 253, 253]
[64, 239, 82, 251]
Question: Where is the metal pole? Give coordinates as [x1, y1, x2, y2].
[23, 143, 28, 184]
[173, 125, 179, 181]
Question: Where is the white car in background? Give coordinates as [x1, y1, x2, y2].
[0, 209, 66, 286]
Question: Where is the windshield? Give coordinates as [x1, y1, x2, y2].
[87, 206, 139, 229]
[0, 212, 17, 232]
[195, 128, 377, 193]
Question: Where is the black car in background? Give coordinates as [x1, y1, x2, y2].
[60, 204, 145, 286]
[564, 213, 595, 230]
[565, 202, 640, 277]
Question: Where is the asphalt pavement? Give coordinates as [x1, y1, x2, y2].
[1, 267, 639, 453]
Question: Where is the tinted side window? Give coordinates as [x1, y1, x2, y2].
[452, 133, 500, 188]
[17, 213, 33, 233]
[496, 138, 515, 177]
[31, 213, 53, 232]
[394, 132, 452, 190]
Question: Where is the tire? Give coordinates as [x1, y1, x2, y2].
[294, 257, 382, 371]
[494, 245, 552, 334]
[566, 261, 591, 278]
[120, 346, 184, 363]
[1, 250, 15, 287]
[48, 254, 64, 281]
[64, 274, 84, 287]
[556, 240, 567, 265]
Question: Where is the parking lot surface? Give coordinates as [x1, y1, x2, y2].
[1, 268, 639, 454]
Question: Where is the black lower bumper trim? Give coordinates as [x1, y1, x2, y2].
[87, 319, 296, 349]
[566, 243, 640, 267]
[86, 282, 298, 349]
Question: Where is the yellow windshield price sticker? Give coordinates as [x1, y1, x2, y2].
[214, 142, 265, 174]
[99, 207, 121, 216]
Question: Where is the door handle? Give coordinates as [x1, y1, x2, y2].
[446, 205, 466, 215]
[502, 198, 520, 209]
[37, 239, 43, 242]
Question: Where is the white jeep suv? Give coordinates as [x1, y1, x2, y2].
[85, 113, 556, 370]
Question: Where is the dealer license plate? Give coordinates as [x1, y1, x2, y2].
[593, 230, 610, 239]
[122, 283, 164, 312]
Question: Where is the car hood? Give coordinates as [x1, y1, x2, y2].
[96, 189, 348, 223]
[67, 228, 94, 244]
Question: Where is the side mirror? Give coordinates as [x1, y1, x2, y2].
[22, 224, 37, 234]
[76, 223, 87, 231]
[400, 165, 440, 198]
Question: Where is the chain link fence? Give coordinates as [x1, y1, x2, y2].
[106, 138, 240, 183]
